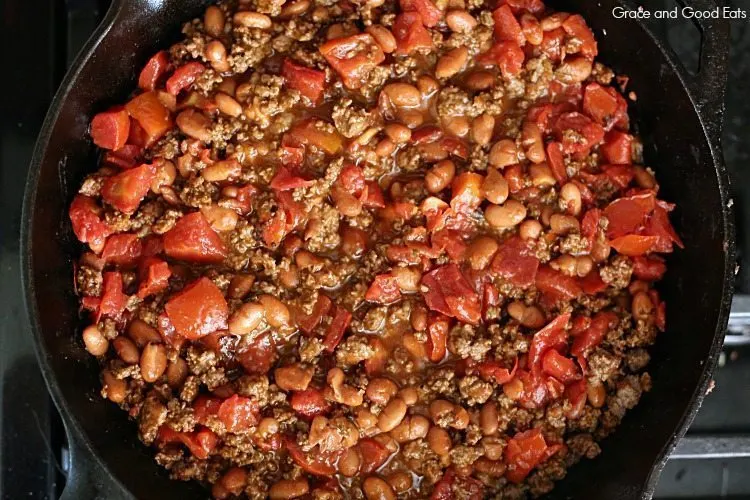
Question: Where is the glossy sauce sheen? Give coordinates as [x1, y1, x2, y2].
[70, 0, 683, 498]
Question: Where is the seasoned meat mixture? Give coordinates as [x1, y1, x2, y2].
[70, 0, 683, 498]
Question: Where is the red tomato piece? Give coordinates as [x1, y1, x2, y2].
[604, 191, 656, 239]
[431, 229, 467, 262]
[578, 269, 607, 295]
[217, 395, 260, 433]
[69, 195, 111, 253]
[400, 0, 442, 26]
[285, 438, 338, 476]
[101, 234, 142, 265]
[323, 306, 352, 352]
[535, 266, 582, 302]
[290, 389, 330, 418]
[450, 172, 484, 212]
[564, 379, 587, 419]
[164, 277, 228, 340]
[581, 208, 602, 244]
[363, 180, 386, 208]
[426, 314, 449, 363]
[319, 34, 385, 89]
[609, 234, 658, 256]
[91, 107, 130, 150]
[99, 271, 128, 320]
[281, 58, 326, 103]
[571, 311, 618, 359]
[124, 91, 173, 143]
[364, 337, 388, 376]
[358, 438, 391, 474]
[602, 164, 635, 189]
[491, 236, 540, 288]
[642, 203, 684, 252]
[270, 166, 313, 191]
[163, 212, 227, 263]
[337, 164, 366, 196]
[365, 273, 402, 304]
[553, 112, 604, 155]
[493, 5, 524, 45]
[193, 395, 222, 424]
[431, 469, 484, 500]
[601, 131, 633, 164]
[633, 255, 667, 281]
[262, 210, 287, 249]
[582, 83, 618, 125]
[650, 290, 667, 331]
[527, 313, 571, 373]
[101, 163, 155, 214]
[287, 119, 343, 155]
[103, 144, 143, 169]
[561, 14, 597, 58]
[541, 350, 580, 383]
[157, 426, 218, 459]
[297, 294, 333, 334]
[502, 0, 544, 14]
[504, 428, 550, 483]
[540, 27, 565, 62]
[393, 12, 434, 55]
[546, 141, 567, 183]
[476, 357, 518, 384]
[138, 50, 170, 91]
[477, 42, 525, 78]
[166, 62, 205, 96]
[237, 332, 276, 375]
[421, 264, 481, 325]
[136, 257, 170, 299]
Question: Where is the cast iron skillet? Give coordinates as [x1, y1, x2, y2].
[22, 0, 734, 498]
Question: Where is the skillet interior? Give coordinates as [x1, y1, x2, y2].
[22, 0, 733, 498]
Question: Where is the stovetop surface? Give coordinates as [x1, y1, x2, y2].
[2, 0, 749, 498]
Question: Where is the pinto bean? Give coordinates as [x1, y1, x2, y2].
[479, 402, 499, 436]
[201, 204, 238, 231]
[436, 47, 469, 79]
[275, 364, 313, 391]
[338, 447, 361, 476]
[82, 325, 108, 356]
[113, 336, 139, 364]
[557, 56, 593, 83]
[446, 10, 477, 32]
[127, 319, 162, 347]
[489, 139, 519, 168]
[140, 343, 167, 383]
[521, 122, 545, 163]
[466, 236, 499, 270]
[550, 214, 580, 235]
[471, 114, 495, 146]
[366, 25, 397, 53]
[560, 182, 582, 215]
[485, 200, 527, 229]
[382, 83, 421, 108]
[201, 159, 241, 182]
[384, 123, 411, 143]
[102, 369, 127, 403]
[204, 5, 225, 37]
[216, 93, 243, 117]
[176, 109, 212, 142]
[378, 398, 408, 432]
[363, 477, 396, 500]
[482, 168, 509, 205]
[519, 219, 543, 239]
[233, 11, 272, 28]
[166, 357, 188, 388]
[205, 40, 229, 73]
[465, 71, 495, 91]
[366, 378, 398, 405]
[228, 302, 265, 335]
[270, 479, 310, 499]
[427, 426, 452, 455]
[259, 295, 290, 327]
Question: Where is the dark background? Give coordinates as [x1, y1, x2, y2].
[1, 0, 749, 498]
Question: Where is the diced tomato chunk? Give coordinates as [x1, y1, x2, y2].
[393, 12, 434, 55]
[124, 91, 173, 144]
[358, 438, 391, 474]
[421, 264, 481, 324]
[546, 141, 567, 183]
[553, 112, 604, 154]
[431, 469, 484, 500]
[527, 313, 570, 373]
[601, 131, 633, 164]
[578, 269, 607, 295]
[540, 27, 565, 62]
[163, 212, 227, 263]
[561, 14, 597, 58]
[535, 266, 582, 302]
[166, 62, 205, 96]
[602, 164, 635, 189]
[493, 5, 524, 45]
[491, 236, 540, 288]
[290, 389, 330, 418]
[541, 350, 580, 383]
[450, 172, 484, 212]
[217, 395, 260, 433]
[632, 255, 667, 281]
[164, 277, 228, 339]
[103, 144, 143, 169]
[237, 332, 276, 375]
[138, 50, 170, 91]
[642, 203, 684, 252]
[69, 195, 111, 253]
[504, 428, 554, 483]
[478, 42, 525, 78]
[101, 234, 142, 265]
[425, 313, 449, 363]
[101, 163, 156, 214]
[270, 166, 313, 191]
[285, 438, 338, 476]
[320, 34, 385, 89]
[287, 119, 343, 155]
[571, 311, 618, 358]
[297, 294, 333, 334]
[158, 426, 218, 459]
[363, 181, 386, 208]
[193, 395, 222, 424]
[583, 83, 618, 125]
[609, 234, 658, 256]
[476, 357, 518, 384]
[282, 58, 327, 103]
[400, 0, 443, 26]
[323, 306, 352, 352]
[99, 271, 128, 320]
[137, 257, 171, 298]
[337, 164, 367, 196]
[91, 107, 130, 150]
[604, 191, 656, 239]
[365, 274, 402, 304]
[502, 0, 544, 14]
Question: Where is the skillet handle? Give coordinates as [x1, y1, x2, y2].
[678, 0, 730, 146]
[59, 423, 108, 500]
